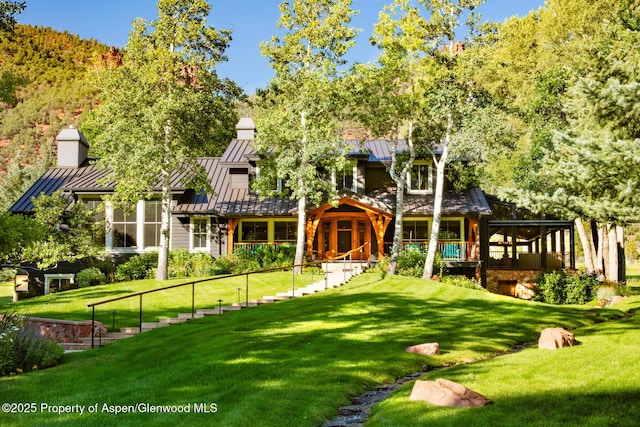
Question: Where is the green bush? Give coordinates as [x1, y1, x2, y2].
[443, 275, 485, 291]
[231, 244, 297, 272]
[115, 252, 158, 281]
[0, 312, 63, 377]
[76, 267, 106, 287]
[0, 268, 16, 283]
[168, 249, 218, 277]
[535, 270, 598, 305]
[374, 250, 446, 279]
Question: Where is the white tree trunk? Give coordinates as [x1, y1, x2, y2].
[607, 224, 618, 282]
[423, 114, 451, 280]
[387, 120, 415, 276]
[294, 194, 306, 275]
[423, 156, 446, 280]
[574, 217, 595, 274]
[595, 223, 605, 278]
[156, 125, 171, 281]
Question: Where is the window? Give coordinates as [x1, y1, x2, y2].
[403, 220, 429, 241]
[439, 220, 462, 240]
[83, 198, 105, 245]
[191, 217, 210, 251]
[144, 200, 162, 248]
[274, 221, 296, 241]
[44, 274, 75, 295]
[407, 162, 432, 193]
[112, 206, 137, 248]
[241, 221, 268, 242]
[333, 161, 357, 192]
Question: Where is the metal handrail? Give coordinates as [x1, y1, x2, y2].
[87, 243, 371, 348]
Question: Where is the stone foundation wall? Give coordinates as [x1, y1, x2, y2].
[486, 269, 541, 300]
[25, 317, 106, 343]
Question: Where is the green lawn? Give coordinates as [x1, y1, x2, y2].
[0, 272, 637, 426]
[0, 271, 322, 331]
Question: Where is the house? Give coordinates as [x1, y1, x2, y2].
[9, 119, 575, 297]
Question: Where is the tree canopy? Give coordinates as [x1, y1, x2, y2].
[84, 0, 242, 279]
[254, 0, 359, 272]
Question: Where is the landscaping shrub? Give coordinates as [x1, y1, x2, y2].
[535, 270, 598, 305]
[115, 252, 158, 281]
[76, 267, 106, 287]
[168, 249, 218, 277]
[231, 244, 297, 272]
[0, 312, 63, 377]
[443, 275, 485, 291]
[374, 250, 446, 279]
[0, 268, 16, 284]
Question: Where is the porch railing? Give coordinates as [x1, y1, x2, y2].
[383, 241, 479, 261]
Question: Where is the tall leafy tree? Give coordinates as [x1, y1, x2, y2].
[417, 0, 486, 280]
[255, 0, 359, 273]
[84, 0, 242, 280]
[354, 0, 428, 275]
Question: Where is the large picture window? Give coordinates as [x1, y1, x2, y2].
[403, 220, 429, 241]
[274, 221, 296, 242]
[241, 221, 268, 242]
[439, 220, 462, 240]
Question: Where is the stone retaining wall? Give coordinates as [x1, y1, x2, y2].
[25, 317, 106, 343]
[486, 269, 541, 300]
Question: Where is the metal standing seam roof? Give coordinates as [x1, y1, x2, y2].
[10, 137, 489, 218]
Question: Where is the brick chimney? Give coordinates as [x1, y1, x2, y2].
[236, 117, 256, 140]
[56, 125, 89, 168]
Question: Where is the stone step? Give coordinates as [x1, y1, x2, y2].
[249, 298, 275, 304]
[197, 306, 242, 316]
[177, 312, 206, 319]
[159, 317, 188, 325]
[141, 322, 170, 329]
[233, 301, 259, 307]
[62, 342, 93, 351]
[79, 336, 120, 344]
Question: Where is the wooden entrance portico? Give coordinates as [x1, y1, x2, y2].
[306, 196, 393, 260]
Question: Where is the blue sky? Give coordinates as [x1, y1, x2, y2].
[18, 0, 545, 94]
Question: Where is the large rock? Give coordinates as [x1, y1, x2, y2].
[409, 378, 492, 407]
[538, 327, 577, 350]
[406, 342, 440, 356]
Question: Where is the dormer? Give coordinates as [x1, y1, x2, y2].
[56, 125, 89, 168]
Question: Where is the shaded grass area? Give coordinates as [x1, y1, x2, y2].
[0, 273, 634, 426]
[367, 296, 640, 427]
[0, 271, 321, 330]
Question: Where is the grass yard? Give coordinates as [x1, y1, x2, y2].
[0, 271, 322, 331]
[0, 272, 638, 426]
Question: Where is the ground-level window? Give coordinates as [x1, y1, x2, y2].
[241, 221, 268, 241]
[191, 217, 211, 251]
[44, 274, 75, 295]
[274, 221, 297, 242]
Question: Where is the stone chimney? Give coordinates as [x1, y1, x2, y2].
[236, 117, 256, 140]
[56, 125, 89, 168]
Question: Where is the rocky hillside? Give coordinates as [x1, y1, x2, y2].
[0, 24, 115, 209]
